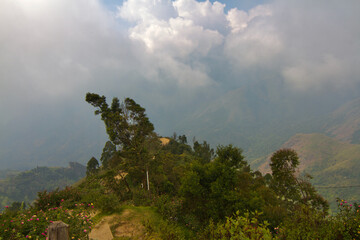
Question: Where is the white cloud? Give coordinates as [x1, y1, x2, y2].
[117, 0, 224, 87]
[129, 17, 223, 57]
[225, 4, 282, 68]
[1, 0, 360, 168]
[173, 0, 227, 31]
[227, 4, 272, 33]
[118, 0, 176, 23]
[282, 55, 356, 91]
[272, 0, 360, 91]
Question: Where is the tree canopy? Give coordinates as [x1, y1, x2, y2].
[85, 93, 154, 151]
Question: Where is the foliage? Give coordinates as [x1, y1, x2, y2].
[154, 195, 182, 222]
[86, 157, 99, 176]
[193, 140, 214, 164]
[331, 199, 360, 239]
[162, 138, 193, 155]
[34, 187, 82, 211]
[0, 202, 93, 239]
[96, 193, 120, 213]
[179, 145, 279, 228]
[270, 149, 300, 201]
[276, 205, 336, 240]
[270, 149, 328, 212]
[85, 93, 154, 151]
[0, 163, 86, 209]
[201, 211, 274, 240]
[100, 141, 116, 168]
[276, 199, 360, 240]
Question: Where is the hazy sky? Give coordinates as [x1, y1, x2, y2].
[1, 0, 360, 168]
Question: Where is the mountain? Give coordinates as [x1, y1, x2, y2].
[175, 84, 340, 161]
[322, 98, 360, 144]
[0, 105, 107, 170]
[257, 133, 360, 210]
[0, 162, 86, 209]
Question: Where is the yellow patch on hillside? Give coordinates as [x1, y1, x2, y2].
[159, 137, 170, 146]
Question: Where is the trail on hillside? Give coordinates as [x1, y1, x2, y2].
[89, 208, 147, 240]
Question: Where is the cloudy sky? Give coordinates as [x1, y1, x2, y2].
[1, 0, 360, 168]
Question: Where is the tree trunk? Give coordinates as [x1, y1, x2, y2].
[47, 221, 69, 240]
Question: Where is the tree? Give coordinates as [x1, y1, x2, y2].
[269, 149, 300, 202]
[270, 148, 328, 212]
[193, 140, 214, 164]
[86, 157, 99, 176]
[85, 93, 154, 151]
[86, 93, 158, 190]
[180, 145, 269, 226]
[100, 141, 116, 168]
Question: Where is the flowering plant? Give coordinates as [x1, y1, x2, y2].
[0, 202, 93, 239]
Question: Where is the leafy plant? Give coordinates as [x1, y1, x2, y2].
[201, 211, 274, 240]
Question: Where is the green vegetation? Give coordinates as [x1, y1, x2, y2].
[0, 199, 93, 239]
[1, 93, 359, 239]
[259, 133, 360, 210]
[0, 162, 86, 209]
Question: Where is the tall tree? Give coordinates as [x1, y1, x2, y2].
[193, 140, 214, 164]
[85, 93, 154, 151]
[86, 93, 158, 189]
[100, 141, 116, 168]
[270, 148, 300, 201]
[270, 148, 328, 212]
[86, 157, 99, 176]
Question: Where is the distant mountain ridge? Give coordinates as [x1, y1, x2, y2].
[0, 162, 86, 209]
[258, 133, 360, 210]
[323, 98, 360, 143]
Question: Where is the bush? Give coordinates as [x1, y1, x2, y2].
[34, 187, 81, 210]
[131, 188, 152, 206]
[0, 202, 93, 239]
[331, 199, 360, 239]
[276, 205, 336, 240]
[154, 195, 182, 221]
[200, 211, 274, 240]
[96, 194, 120, 213]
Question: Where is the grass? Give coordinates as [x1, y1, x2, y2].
[91, 205, 193, 240]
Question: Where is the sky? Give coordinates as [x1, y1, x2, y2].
[0, 0, 360, 168]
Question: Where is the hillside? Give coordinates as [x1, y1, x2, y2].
[323, 98, 360, 144]
[0, 162, 86, 209]
[176, 85, 330, 161]
[258, 133, 360, 210]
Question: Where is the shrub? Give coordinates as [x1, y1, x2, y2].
[200, 211, 274, 240]
[154, 195, 182, 221]
[331, 199, 360, 239]
[276, 205, 336, 240]
[0, 202, 93, 239]
[34, 187, 81, 210]
[96, 194, 120, 213]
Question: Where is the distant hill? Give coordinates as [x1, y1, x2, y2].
[0, 162, 86, 209]
[323, 98, 360, 144]
[258, 133, 360, 210]
[176, 85, 336, 161]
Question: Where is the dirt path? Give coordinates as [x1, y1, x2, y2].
[89, 209, 147, 240]
[89, 216, 114, 240]
[112, 209, 146, 239]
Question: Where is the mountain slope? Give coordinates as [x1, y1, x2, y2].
[258, 133, 360, 209]
[323, 98, 360, 143]
[0, 162, 86, 208]
[176, 85, 331, 161]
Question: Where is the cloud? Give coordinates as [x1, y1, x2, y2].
[173, 0, 227, 31]
[1, 0, 360, 169]
[272, 0, 360, 91]
[225, 4, 282, 68]
[117, 0, 224, 88]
